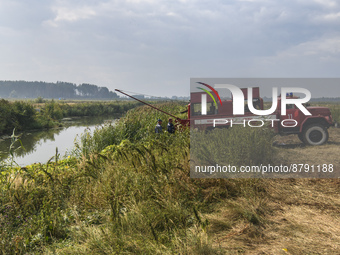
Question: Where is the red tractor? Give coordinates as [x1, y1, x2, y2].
[189, 87, 334, 146]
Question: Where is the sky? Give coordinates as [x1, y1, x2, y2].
[0, 0, 340, 97]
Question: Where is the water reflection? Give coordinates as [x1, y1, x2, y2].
[0, 128, 63, 159]
[0, 116, 117, 166]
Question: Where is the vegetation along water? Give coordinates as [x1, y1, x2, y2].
[0, 100, 339, 254]
[0, 99, 140, 135]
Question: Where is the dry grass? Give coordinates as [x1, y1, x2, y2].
[204, 127, 340, 254]
[273, 127, 340, 175]
[260, 179, 340, 255]
[206, 178, 340, 254]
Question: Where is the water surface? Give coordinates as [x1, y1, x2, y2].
[0, 116, 115, 166]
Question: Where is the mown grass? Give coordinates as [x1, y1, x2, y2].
[0, 101, 289, 254]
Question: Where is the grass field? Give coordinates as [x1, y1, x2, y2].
[0, 101, 339, 254]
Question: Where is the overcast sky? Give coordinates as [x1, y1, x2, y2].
[0, 0, 340, 97]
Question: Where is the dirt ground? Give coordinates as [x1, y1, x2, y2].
[208, 127, 340, 254]
[273, 127, 340, 174]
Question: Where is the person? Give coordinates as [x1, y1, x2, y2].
[167, 118, 175, 134]
[155, 119, 163, 133]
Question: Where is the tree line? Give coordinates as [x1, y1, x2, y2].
[0, 81, 119, 99]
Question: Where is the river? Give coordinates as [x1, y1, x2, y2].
[0, 116, 116, 167]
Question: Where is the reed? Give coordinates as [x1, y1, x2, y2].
[0, 101, 277, 254]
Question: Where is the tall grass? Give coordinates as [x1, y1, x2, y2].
[73, 101, 189, 156]
[73, 124, 118, 157]
[328, 104, 340, 123]
[0, 101, 277, 254]
[115, 101, 188, 142]
[191, 126, 276, 177]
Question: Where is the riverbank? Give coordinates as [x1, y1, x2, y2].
[0, 99, 141, 136]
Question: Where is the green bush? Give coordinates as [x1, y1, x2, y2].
[43, 100, 63, 120]
[0, 100, 38, 134]
[34, 97, 45, 104]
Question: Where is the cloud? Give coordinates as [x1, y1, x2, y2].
[282, 36, 340, 57]
[313, 0, 338, 8]
[53, 6, 96, 22]
[0, 0, 340, 97]
[250, 34, 340, 80]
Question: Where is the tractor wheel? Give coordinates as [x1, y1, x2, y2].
[302, 124, 329, 146]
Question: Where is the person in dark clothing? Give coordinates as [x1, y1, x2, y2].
[155, 119, 163, 133]
[167, 118, 175, 134]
